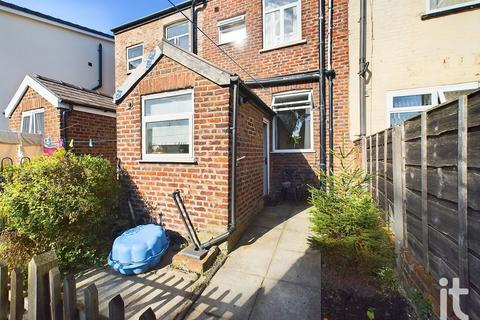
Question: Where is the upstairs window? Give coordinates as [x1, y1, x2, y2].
[127, 43, 143, 72]
[263, 0, 301, 49]
[21, 109, 44, 134]
[142, 89, 194, 162]
[273, 91, 313, 152]
[427, 0, 480, 13]
[166, 21, 190, 50]
[218, 15, 246, 45]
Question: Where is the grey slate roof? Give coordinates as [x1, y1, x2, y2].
[33, 75, 116, 112]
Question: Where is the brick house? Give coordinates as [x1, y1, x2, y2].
[5, 74, 116, 161]
[112, 0, 349, 245]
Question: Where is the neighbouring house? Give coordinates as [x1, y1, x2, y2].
[0, 0, 115, 130]
[5, 74, 116, 162]
[112, 0, 350, 243]
[348, 0, 480, 138]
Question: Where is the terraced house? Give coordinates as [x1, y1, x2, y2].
[112, 0, 349, 245]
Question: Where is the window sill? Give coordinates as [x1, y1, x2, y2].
[138, 158, 197, 164]
[422, 3, 480, 19]
[260, 39, 307, 53]
[271, 149, 315, 154]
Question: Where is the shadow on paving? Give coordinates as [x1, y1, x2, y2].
[186, 203, 322, 320]
[76, 247, 199, 319]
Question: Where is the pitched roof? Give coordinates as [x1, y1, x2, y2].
[114, 39, 233, 103]
[5, 75, 115, 118]
[0, 0, 113, 40]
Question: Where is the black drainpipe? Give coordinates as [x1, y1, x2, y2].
[91, 43, 103, 91]
[191, 0, 198, 54]
[60, 107, 72, 150]
[200, 76, 239, 249]
[326, 0, 336, 175]
[359, 0, 368, 169]
[319, 0, 327, 180]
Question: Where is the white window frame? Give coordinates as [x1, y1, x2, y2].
[425, 0, 480, 14]
[126, 43, 144, 73]
[218, 15, 246, 45]
[141, 89, 194, 163]
[386, 82, 479, 127]
[165, 21, 191, 51]
[21, 108, 44, 134]
[262, 0, 302, 50]
[272, 90, 314, 153]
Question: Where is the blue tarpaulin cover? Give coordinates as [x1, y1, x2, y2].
[108, 224, 169, 275]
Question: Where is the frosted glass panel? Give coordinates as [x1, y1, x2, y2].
[145, 93, 192, 116]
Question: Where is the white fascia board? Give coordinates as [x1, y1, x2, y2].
[73, 105, 116, 118]
[0, 6, 114, 42]
[113, 45, 163, 103]
[4, 75, 60, 118]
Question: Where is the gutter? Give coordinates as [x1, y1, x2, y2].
[244, 70, 320, 87]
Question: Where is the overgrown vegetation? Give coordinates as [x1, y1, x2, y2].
[308, 146, 397, 292]
[0, 150, 121, 271]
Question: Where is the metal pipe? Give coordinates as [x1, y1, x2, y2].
[173, 190, 202, 249]
[61, 108, 71, 150]
[359, 0, 367, 137]
[200, 76, 240, 249]
[327, 0, 334, 175]
[91, 44, 103, 91]
[191, 0, 198, 54]
[319, 0, 327, 179]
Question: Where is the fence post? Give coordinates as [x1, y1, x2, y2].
[0, 264, 8, 320]
[84, 284, 99, 320]
[63, 275, 78, 320]
[369, 135, 373, 191]
[49, 267, 62, 320]
[384, 130, 389, 220]
[420, 112, 429, 271]
[375, 132, 379, 202]
[28, 251, 58, 320]
[401, 123, 407, 248]
[10, 268, 24, 320]
[108, 295, 125, 320]
[392, 126, 405, 260]
[457, 95, 469, 313]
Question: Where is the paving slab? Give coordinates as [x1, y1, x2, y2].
[187, 204, 322, 320]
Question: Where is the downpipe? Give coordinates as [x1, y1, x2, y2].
[318, 0, 327, 181]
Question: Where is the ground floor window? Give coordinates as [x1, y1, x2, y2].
[387, 82, 479, 127]
[142, 89, 194, 162]
[272, 91, 313, 152]
[21, 108, 44, 134]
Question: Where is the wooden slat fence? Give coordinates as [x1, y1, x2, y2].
[359, 89, 480, 319]
[0, 251, 156, 320]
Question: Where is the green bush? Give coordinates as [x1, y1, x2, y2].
[308, 146, 396, 290]
[0, 149, 120, 271]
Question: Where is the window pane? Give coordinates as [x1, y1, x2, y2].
[145, 93, 192, 116]
[273, 92, 310, 106]
[392, 94, 431, 108]
[390, 112, 420, 127]
[265, 0, 298, 11]
[275, 109, 311, 150]
[177, 35, 190, 50]
[22, 116, 30, 133]
[128, 58, 142, 71]
[127, 45, 143, 59]
[265, 11, 280, 47]
[146, 119, 189, 154]
[430, 0, 471, 9]
[284, 6, 298, 41]
[167, 22, 189, 38]
[34, 112, 44, 134]
[219, 20, 246, 44]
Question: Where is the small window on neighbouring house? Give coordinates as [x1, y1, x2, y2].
[21, 109, 44, 134]
[142, 89, 194, 162]
[166, 21, 190, 50]
[218, 15, 246, 45]
[427, 0, 480, 12]
[273, 91, 313, 152]
[263, 0, 301, 49]
[127, 43, 144, 72]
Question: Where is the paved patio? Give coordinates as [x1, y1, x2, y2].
[186, 204, 322, 320]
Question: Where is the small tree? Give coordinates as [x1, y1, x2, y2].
[0, 149, 120, 270]
[309, 145, 395, 286]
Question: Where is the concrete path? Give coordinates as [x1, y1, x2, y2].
[186, 204, 322, 320]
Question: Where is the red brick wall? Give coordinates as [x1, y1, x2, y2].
[9, 87, 61, 142]
[116, 56, 231, 234]
[66, 110, 117, 163]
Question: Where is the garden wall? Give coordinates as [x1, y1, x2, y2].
[356, 89, 480, 319]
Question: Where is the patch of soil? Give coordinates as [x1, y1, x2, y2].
[321, 267, 417, 320]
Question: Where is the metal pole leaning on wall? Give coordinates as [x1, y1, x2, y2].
[457, 95, 469, 314]
[420, 112, 429, 271]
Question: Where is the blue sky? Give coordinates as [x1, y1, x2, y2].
[6, 0, 186, 34]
